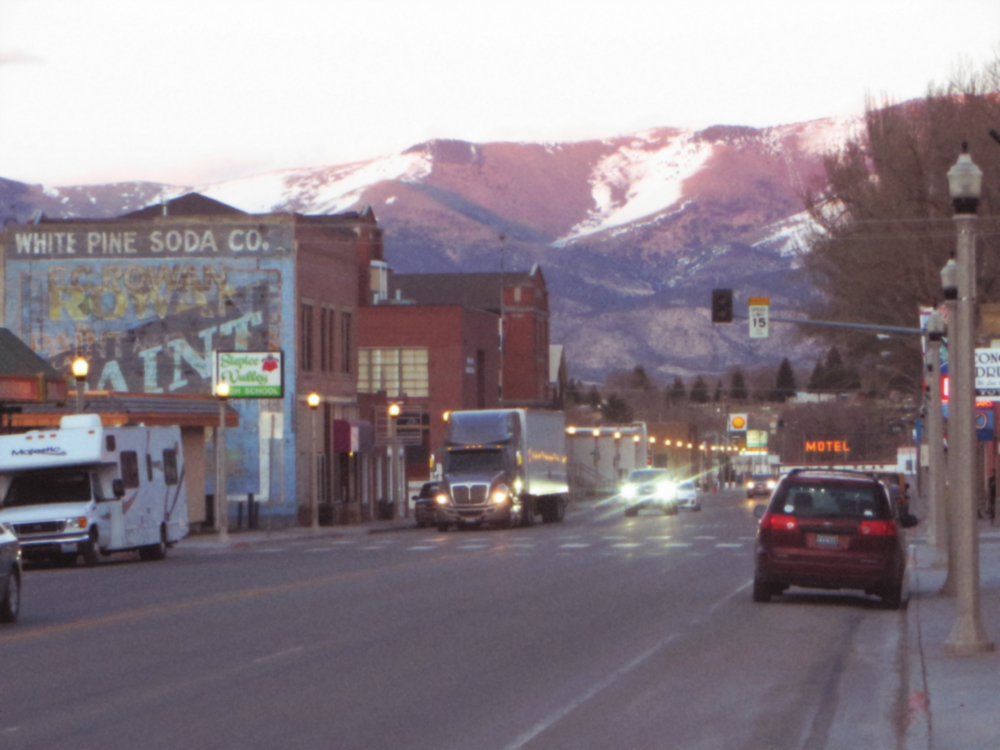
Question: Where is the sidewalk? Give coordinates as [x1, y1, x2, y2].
[178, 515, 418, 549]
[905, 519, 1000, 750]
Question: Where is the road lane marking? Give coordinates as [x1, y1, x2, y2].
[715, 543, 743, 548]
[559, 543, 590, 548]
[611, 543, 642, 548]
[502, 635, 679, 750]
[693, 535, 717, 540]
[252, 646, 304, 664]
[662, 542, 692, 548]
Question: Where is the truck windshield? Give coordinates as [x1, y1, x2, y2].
[3, 469, 94, 507]
[445, 449, 504, 474]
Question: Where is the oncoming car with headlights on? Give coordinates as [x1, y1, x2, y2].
[621, 469, 679, 516]
[746, 474, 777, 498]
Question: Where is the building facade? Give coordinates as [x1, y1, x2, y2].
[1, 194, 382, 525]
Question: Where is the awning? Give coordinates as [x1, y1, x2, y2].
[333, 419, 374, 453]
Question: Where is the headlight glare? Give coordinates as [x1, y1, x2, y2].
[622, 484, 637, 498]
[492, 485, 510, 505]
[434, 493, 450, 506]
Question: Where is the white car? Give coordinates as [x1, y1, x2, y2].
[675, 480, 701, 511]
[621, 469, 679, 516]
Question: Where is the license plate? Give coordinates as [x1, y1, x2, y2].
[815, 534, 839, 548]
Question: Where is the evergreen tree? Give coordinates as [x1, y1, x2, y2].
[772, 358, 797, 402]
[586, 386, 601, 408]
[689, 376, 710, 404]
[729, 368, 748, 401]
[602, 394, 634, 424]
[667, 376, 686, 405]
[713, 380, 723, 402]
[808, 359, 827, 391]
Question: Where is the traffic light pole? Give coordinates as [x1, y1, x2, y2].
[729, 312, 923, 337]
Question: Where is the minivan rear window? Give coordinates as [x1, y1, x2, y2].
[772, 482, 888, 519]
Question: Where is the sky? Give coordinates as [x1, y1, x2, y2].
[0, 0, 997, 188]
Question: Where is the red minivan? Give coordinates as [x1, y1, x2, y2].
[753, 469, 918, 608]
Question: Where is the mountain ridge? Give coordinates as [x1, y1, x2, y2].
[0, 116, 862, 383]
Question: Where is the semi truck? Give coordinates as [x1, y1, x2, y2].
[0, 414, 189, 565]
[434, 409, 569, 531]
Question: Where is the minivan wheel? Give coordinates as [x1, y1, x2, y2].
[753, 577, 776, 603]
[880, 580, 905, 610]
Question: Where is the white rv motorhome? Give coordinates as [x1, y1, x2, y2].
[0, 414, 189, 565]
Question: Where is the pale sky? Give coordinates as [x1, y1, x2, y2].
[0, 0, 997, 187]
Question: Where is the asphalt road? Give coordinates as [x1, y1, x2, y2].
[0, 490, 909, 750]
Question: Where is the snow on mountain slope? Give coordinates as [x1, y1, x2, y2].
[558, 130, 713, 244]
[199, 151, 434, 214]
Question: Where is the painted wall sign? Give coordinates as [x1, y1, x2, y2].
[7, 225, 292, 259]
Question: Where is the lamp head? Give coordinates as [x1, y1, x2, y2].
[388, 403, 401, 418]
[926, 311, 946, 342]
[307, 392, 320, 409]
[947, 148, 982, 214]
[216, 381, 230, 399]
[941, 258, 958, 300]
[71, 356, 88, 380]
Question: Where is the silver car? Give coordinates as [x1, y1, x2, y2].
[675, 480, 701, 511]
[621, 469, 679, 516]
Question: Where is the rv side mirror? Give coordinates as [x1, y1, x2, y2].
[112, 479, 125, 498]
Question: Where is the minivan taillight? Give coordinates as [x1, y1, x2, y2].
[859, 519, 897, 536]
[760, 513, 798, 532]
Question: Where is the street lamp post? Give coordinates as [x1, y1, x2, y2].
[925, 312, 948, 569]
[388, 403, 402, 518]
[591, 428, 601, 479]
[613, 431, 621, 481]
[308, 393, 321, 531]
[71, 356, 88, 414]
[943, 147, 993, 654]
[215, 381, 230, 544]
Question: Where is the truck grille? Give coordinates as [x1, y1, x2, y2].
[452, 484, 489, 506]
[14, 521, 65, 536]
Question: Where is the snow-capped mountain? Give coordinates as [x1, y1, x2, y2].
[0, 116, 861, 383]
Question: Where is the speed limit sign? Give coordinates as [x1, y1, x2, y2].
[748, 296, 769, 339]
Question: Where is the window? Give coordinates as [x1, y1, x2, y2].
[105, 435, 116, 452]
[301, 302, 314, 372]
[320, 306, 335, 372]
[357, 347, 428, 397]
[120, 451, 140, 488]
[146, 454, 153, 482]
[342, 311, 352, 374]
[163, 449, 178, 485]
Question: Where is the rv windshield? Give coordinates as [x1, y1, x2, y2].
[445, 449, 504, 474]
[3, 469, 94, 507]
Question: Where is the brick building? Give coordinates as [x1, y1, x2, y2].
[1, 194, 383, 526]
[390, 265, 551, 406]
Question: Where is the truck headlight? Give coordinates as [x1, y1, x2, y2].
[621, 484, 637, 499]
[434, 493, 450, 506]
[513, 477, 524, 494]
[65, 517, 88, 531]
[658, 481, 677, 498]
[766, 480, 777, 490]
[492, 485, 510, 505]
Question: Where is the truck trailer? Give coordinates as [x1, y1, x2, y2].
[435, 409, 569, 530]
[0, 414, 189, 565]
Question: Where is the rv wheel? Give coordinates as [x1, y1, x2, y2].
[82, 531, 101, 567]
[0, 568, 20, 624]
[139, 527, 168, 562]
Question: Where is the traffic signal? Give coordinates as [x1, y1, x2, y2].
[711, 289, 733, 324]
